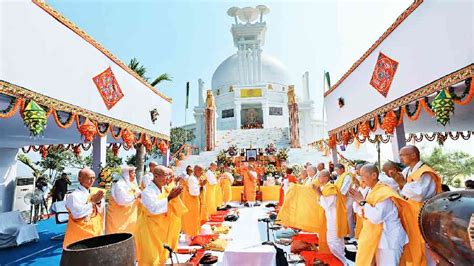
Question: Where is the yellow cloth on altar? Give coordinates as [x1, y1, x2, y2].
[63, 187, 105, 249]
[105, 184, 140, 235]
[243, 171, 256, 201]
[205, 238, 228, 251]
[220, 176, 232, 203]
[276, 184, 323, 233]
[136, 187, 188, 265]
[355, 183, 420, 266]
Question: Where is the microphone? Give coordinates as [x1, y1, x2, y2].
[258, 217, 271, 223]
[163, 243, 173, 253]
[163, 244, 179, 264]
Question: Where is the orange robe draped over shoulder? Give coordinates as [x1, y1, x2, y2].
[63, 187, 105, 249]
[105, 183, 140, 235]
[136, 186, 188, 265]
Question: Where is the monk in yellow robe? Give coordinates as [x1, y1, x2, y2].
[334, 164, 355, 238]
[136, 166, 186, 265]
[349, 163, 420, 266]
[352, 164, 370, 239]
[63, 168, 105, 248]
[390, 145, 442, 265]
[312, 170, 348, 264]
[181, 165, 204, 238]
[219, 167, 234, 205]
[243, 164, 257, 204]
[105, 165, 140, 235]
[204, 162, 219, 215]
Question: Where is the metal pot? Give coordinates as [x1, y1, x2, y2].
[61, 233, 135, 266]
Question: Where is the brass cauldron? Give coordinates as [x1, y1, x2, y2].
[419, 190, 474, 265]
[61, 233, 135, 266]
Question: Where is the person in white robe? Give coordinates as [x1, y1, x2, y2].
[334, 164, 355, 239]
[350, 164, 408, 265]
[304, 166, 317, 185]
[141, 161, 158, 189]
[315, 170, 347, 265]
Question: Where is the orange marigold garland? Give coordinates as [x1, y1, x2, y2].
[342, 130, 352, 146]
[73, 144, 81, 157]
[122, 129, 136, 148]
[359, 121, 371, 139]
[39, 145, 48, 159]
[0, 97, 23, 118]
[328, 135, 336, 149]
[381, 111, 398, 135]
[140, 134, 153, 152]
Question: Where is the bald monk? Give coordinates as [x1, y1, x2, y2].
[334, 163, 355, 239]
[105, 165, 141, 235]
[181, 165, 204, 239]
[136, 166, 184, 265]
[378, 160, 402, 191]
[349, 164, 409, 265]
[390, 145, 442, 266]
[204, 162, 219, 215]
[243, 164, 257, 206]
[63, 168, 104, 248]
[312, 170, 348, 264]
[219, 166, 234, 205]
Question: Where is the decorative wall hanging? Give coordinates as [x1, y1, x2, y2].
[431, 89, 455, 126]
[122, 129, 136, 148]
[369, 52, 399, 97]
[79, 118, 97, 142]
[338, 97, 345, 108]
[92, 67, 124, 110]
[22, 100, 47, 136]
[150, 109, 159, 124]
[381, 110, 398, 135]
[140, 134, 153, 152]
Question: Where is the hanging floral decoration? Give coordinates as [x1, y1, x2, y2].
[159, 140, 168, 155]
[73, 144, 81, 157]
[39, 145, 48, 159]
[22, 100, 48, 136]
[111, 143, 121, 157]
[342, 130, 351, 146]
[431, 89, 455, 126]
[381, 110, 398, 135]
[328, 135, 336, 149]
[122, 129, 136, 148]
[140, 134, 153, 152]
[79, 118, 97, 142]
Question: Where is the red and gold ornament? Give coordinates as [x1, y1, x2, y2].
[122, 129, 136, 148]
[359, 121, 370, 138]
[79, 118, 97, 142]
[140, 134, 153, 152]
[381, 111, 398, 135]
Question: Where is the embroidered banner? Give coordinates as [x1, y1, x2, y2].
[369, 52, 399, 97]
[93, 67, 124, 110]
[240, 88, 262, 98]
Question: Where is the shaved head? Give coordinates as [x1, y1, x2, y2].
[194, 165, 204, 177]
[360, 163, 379, 188]
[78, 167, 95, 189]
[153, 165, 169, 188]
[317, 163, 325, 171]
[318, 169, 331, 184]
[382, 160, 400, 176]
[307, 166, 317, 177]
[400, 145, 421, 167]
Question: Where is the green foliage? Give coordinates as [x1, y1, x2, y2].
[422, 147, 474, 187]
[170, 127, 195, 154]
[128, 58, 172, 87]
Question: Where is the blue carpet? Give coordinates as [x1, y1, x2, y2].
[0, 218, 66, 266]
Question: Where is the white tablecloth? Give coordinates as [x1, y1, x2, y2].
[0, 211, 39, 248]
[222, 205, 276, 266]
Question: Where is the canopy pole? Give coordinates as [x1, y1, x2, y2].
[391, 122, 406, 163]
[92, 136, 107, 178]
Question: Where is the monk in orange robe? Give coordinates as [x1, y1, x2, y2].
[219, 166, 234, 205]
[63, 168, 105, 248]
[243, 164, 257, 204]
[136, 166, 186, 265]
[181, 165, 204, 238]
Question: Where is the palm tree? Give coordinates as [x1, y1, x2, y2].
[128, 58, 172, 181]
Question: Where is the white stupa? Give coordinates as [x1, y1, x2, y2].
[187, 5, 324, 151]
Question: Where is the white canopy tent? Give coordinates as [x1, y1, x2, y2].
[0, 0, 172, 212]
[323, 0, 473, 163]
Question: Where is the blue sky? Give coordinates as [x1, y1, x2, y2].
[47, 0, 411, 127]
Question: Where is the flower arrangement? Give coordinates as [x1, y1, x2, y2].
[217, 150, 227, 166]
[227, 145, 238, 156]
[291, 164, 304, 177]
[265, 164, 277, 176]
[277, 148, 289, 161]
[265, 143, 277, 155]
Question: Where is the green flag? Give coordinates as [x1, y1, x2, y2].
[185, 82, 190, 109]
[324, 71, 331, 91]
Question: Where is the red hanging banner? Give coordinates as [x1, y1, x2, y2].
[369, 52, 399, 97]
[93, 67, 124, 110]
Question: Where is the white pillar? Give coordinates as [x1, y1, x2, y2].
[0, 148, 18, 212]
[238, 49, 244, 85]
[391, 122, 407, 163]
[198, 78, 205, 107]
[252, 46, 258, 84]
[331, 146, 338, 164]
[92, 136, 107, 177]
[247, 49, 253, 84]
[194, 107, 205, 151]
[257, 48, 262, 82]
[235, 103, 241, 130]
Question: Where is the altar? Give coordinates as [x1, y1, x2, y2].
[231, 186, 280, 202]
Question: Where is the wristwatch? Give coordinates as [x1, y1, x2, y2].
[359, 200, 367, 207]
